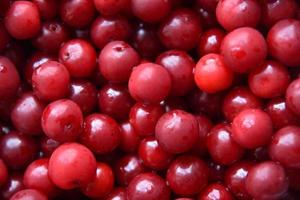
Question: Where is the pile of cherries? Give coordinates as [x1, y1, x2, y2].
[1, 0, 300, 199]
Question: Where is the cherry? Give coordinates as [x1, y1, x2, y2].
[266, 98, 300, 129]
[261, 0, 299, 27]
[138, 136, 173, 170]
[42, 99, 83, 143]
[80, 113, 121, 154]
[195, 53, 234, 93]
[198, 183, 233, 200]
[232, 109, 273, 149]
[0, 159, 8, 186]
[5, 1, 41, 39]
[216, 0, 261, 31]
[94, 0, 130, 16]
[32, 21, 70, 54]
[90, 16, 131, 49]
[131, 0, 171, 23]
[269, 126, 300, 169]
[81, 162, 114, 198]
[10, 189, 47, 200]
[198, 28, 225, 57]
[69, 80, 97, 115]
[129, 62, 171, 104]
[99, 41, 140, 83]
[245, 161, 289, 200]
[196, 0, 219, 12]
[248, 60, 290, 98]
[32, 61, 70, 102]
[0, 173, 24, 200]
[23, 158, 59, 198]
[156, 50, 195, 96]
[59, 39, 97, 78]
[104, 187, 126, 200]
[0, 131, 39, 170]
[60, 0, 95, 28]
[225, 161, 254, 200]
[48, 143, 97, 190]
[220, 27, 267, 74]
[267, 19, 300, 67]
[206, 123, 244, 165]
[40, 136, 60, 157]
[0, 56, 20, 100]
[119, 121, 140, 153]
[155, 110, 199, 154]
[197, 7, 218, 29]
[114, 155, 145, 186]
[222, 87, 262, 122]
[32, 0, 58, 20]
[127, 172, 171, 200]
[167, 155, 209, 195]
[286, 78, 300, 115]
[159, 8, 202, 50]
[11, 92, 45, 136]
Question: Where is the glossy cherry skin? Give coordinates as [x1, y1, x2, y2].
[32, 61, 70, 102]
[81, 162, 114, 198]
[216, 0, 261, 31]
[156, 50, 195, 96]
[206, 123, 244, 165]
[232, 109, 273, 149]
[0, 173, 24, 200]
[266, 98, 300, 129]
[24, 158, 59, 198]
[42, 99, 83, 143]
[32, 0, 58, 20]
[0, 159, 8, 186]
[114, 155, 145, 186]
[0, 56, 20, 100]
[195, 53, 234, 93]
[10, 189, 47, 200]
[132, 23, 163, 59]
[269, 126, 300, 169]
[167, 155, 209, 195]
[156, 110, 199, 154]
[220, 27, 267, 74]
[32, 21, 70, 54]
[60, 0, 95, 28]
[198, 183, 233, 200]
[286, 78, 300, 115]
[11, 92, 45, 135]
[90, 16, 131, 49]
[131, 0, 171, 23]
[94, 0, 130, 16]
[0, 22, 10, 52]
[129, 63, 171, 104]
[261, 0, 299, 27]
[99, 41, 140, 83]
[159, 8, 202, 50]
[267, 19, 300, 67]
[81, 114, 121, 154]
[248, 60, 290, 98]
[139, 137, 173, 170]
[245, 161, 289, 200]
[105, 187, 127, 200]
[129, 103, 164, 137]
[0, 131, 39, 170]
[4, 1, 41, 39]
[69, 80, 97, 115]
[198, 28, 225, 56]
[222, 87, 262, 122]
[59, 39, 97, 78]
[24, 52, 56, 84]
[225, 161, 254, 200]
[126, 172, 171, 200]
[40, 136, 60, 157]
[119, 121, 140, 153]
[49, 143, 97, 190]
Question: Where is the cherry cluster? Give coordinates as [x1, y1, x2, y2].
[0, 0, 300, 200]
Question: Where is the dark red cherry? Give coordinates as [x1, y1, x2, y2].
[198, 183, 233, 200]
[119, 121, 140, 153]
[1, 173, 25, 200]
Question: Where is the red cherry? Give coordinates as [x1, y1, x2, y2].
[198, 183, 234, 200]
[10, 189, 47, 200]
